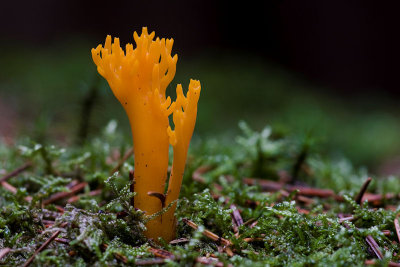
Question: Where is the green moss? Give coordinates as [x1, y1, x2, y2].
[1, 122, 400, 266]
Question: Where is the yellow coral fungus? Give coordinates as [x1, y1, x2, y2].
[91, 27, 201, 242]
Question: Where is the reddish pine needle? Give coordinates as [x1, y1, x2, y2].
[0, 162, 32, 183]
[23, 230, 62, 267]
[0, 248, 11, 261]
[43, 182, 87, 205]
[365, 235, 383, 260]
[394, 216, 400, 243]
[355, 177, 372, 205]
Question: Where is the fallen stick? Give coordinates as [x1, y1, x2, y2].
[382, 230, 391, 236]
[365, 259, 400, 266]
[67, 189, 102, 203]
[148, 247, 175, 260]
[43, 182, 87, 205]
[101, 243, 128, 263]
[182, 218, 231, 246]
[230, 204, 243, 234]
[111, 147, 134, 174]
[394, 216, 400, 244]
[355, 177, 372, 205]
[0, 181, 32, 202]
[169, 238, 190, 245]
[365, 235, 383, 260]
[0, 248, 11, 261]
[192, 165, 213, 183]
[362, 193, 399, 205]
[0, 181, 17, 194]
[23, 230, 62, 267]
[196, 256, 227, 267]
[338, 216, 355, 223]
[0, 162, 32, 183]
[193, 166, 399, 206]
[243, 237, 264, 242]
[135, 258, 166, 266]
[54, 238, 70, 244]
[242, 177, 338, 199]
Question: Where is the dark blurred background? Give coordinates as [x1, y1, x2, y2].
[1, 0, 399, 174]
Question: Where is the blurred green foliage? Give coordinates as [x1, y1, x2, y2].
[1, 40, 400, 172]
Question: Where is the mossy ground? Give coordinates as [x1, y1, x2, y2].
[1, 121, 400, 266]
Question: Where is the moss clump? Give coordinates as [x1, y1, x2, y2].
[1, 121, 400, 266]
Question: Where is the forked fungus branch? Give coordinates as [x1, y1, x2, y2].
[91, 27, 201, 242]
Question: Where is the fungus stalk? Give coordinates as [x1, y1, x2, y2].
[91, 27, 200, 242]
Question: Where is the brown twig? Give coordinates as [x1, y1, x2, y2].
[43, 182, 87, 205]
[296, 195, 315, 205]
[0, 181, 17, 194]
[243, 218, 257, 226]
[67, 189, 102, 203]
[297, 207, 310, 214]
[230, 204, 243, 234]
[55, 206, 65, 213]
[289, 185, 338, 199]
[0, 248, 11, 261]
[182, 218, 231, 246]
[362, 193, 399, 206]
[193, 166, 340, 202]
[192, 166, 213, 183]
[338, 214, 351, 229]
[0, 162, 32, 183]
[148, 247, 175, 259]
[0, 181, 33, 202]
[338, 216, 355, 223]
[224, 247, 234, 257]
[243, 237, 264, 242]
[66, 180, 79, 189]
[355, 177, 372, 205]
[169, 238, 190, 245]
[394, 216, 400, 243]
[196, 256, 227, 267]
[242, 177, 338, 199]
[111, 147, 134, 174]
[242, 178, 283, 191]
[382, 230, 391, 236]
[183, 219, 235, 256]
[365, 235, 383, 260]
[365, 260, 400, 266]
[54, 238, 70, 244]
[114, 253, 128, 263]
[135, 258, 166, 265]
[23, 230, 62, 267]
[42, 219, 55, 225]
[101, 243, 128, 263]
